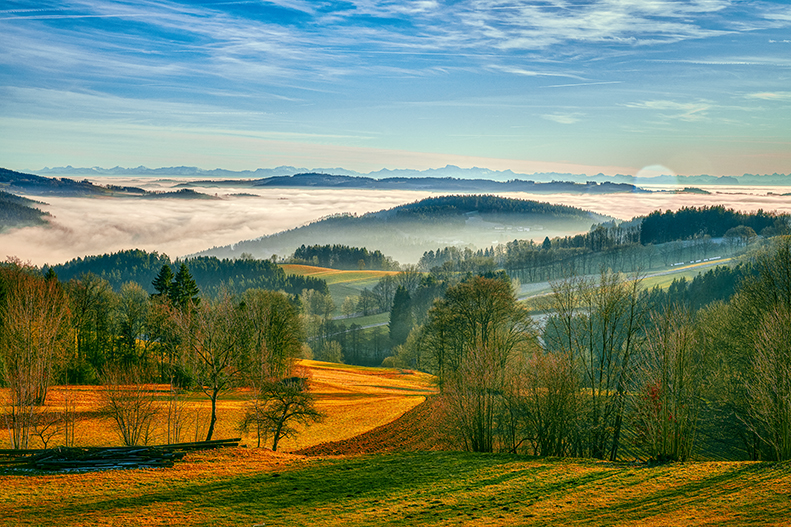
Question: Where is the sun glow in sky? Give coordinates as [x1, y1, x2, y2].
[2, 1, 791, 176]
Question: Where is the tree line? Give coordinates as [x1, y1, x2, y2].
[395, 194, 600, 220]
[291, 244, 399, 270]
[0, 260, 322, 450]
[47, 249, 328, 297]
[389, 236, 791, 462]
[640, 206, 788, 245]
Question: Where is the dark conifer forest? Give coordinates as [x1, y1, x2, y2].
[46, 249, 328, 296]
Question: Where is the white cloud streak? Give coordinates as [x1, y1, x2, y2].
[746, 91, 791, 101]
[541, 113, 583, 124]
[624, 100, 713, 122]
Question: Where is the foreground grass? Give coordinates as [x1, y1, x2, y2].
[2, 449, 789, 526]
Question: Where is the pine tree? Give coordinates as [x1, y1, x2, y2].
[152, 264, 174, 299]
[170, 263, 200, 309]
[389, 286, 413, 346]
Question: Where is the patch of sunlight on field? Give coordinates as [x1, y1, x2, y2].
[277, 359, 437, 452]
[641, 258, 733, 291]
[282, 264, 401, 315]
[0, 360, 436, 451]
[280, 395, 426, 452]
[281, 264, 398, 286]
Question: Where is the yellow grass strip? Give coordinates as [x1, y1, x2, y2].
[281, 264, 399, 285]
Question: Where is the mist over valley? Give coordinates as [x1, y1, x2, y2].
[3, 169, 791, 267]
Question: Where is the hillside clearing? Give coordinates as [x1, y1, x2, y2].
[281, 264, 397, 286]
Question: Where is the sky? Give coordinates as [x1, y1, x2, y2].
[2, 0, 791, 177]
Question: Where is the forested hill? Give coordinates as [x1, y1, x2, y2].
[196, 194, 611, 263]
[390, 195, 594, 218]
[0, 190, 50, 231]
[185, 172, 644, 194]
[47, 249, 328, 296]
[0, 167, 213, 198]
[1, 167, 124, 195]
[293, 245, 398, 270]
[640, 206, 790, 244]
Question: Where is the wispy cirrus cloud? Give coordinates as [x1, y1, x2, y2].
[623, 100, 713, 122]
[746, 91, 791, 101]
[2, 0, 791, 176]
[541, 113, 584, 125]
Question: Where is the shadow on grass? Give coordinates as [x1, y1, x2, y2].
[556, 462, 791, 526]
[10, 453, 564, 524]
[8, 454, 790, 526]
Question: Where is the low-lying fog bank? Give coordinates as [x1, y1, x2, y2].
[3, 177, 791, 267]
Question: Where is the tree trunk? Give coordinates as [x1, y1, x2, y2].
[206, 388, 219, 441]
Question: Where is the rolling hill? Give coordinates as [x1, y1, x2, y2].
[0, 190, 50, 231]
[0, 167, 214, 198]
[195, 194, 613, 264]
[177, 171, 646, 193]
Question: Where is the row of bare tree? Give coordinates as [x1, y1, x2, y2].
[393, 236, 791, 461]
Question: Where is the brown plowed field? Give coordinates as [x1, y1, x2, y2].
[295, 395, 459, 455]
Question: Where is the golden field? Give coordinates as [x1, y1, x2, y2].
[2, 360, 790, 526]
[0, 360, 436, 451]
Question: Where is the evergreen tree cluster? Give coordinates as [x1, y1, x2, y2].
[151, 263, 200, 309]
[292, 244, 398, 270]
[640, 206, 789, 245]
[47, 249, 328, 297]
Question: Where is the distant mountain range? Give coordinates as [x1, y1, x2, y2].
[33, 164, 791, 186]
[195, 194, 613, 264]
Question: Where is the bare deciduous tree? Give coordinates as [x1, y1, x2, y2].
[0, 264, 71, 449]
[100, 365, 159, 446]
[176, 293, 247, 441]
[632, 306, 702, 462]
[240, 375, 323, 451]
[424, 275, 534, 452]
[513, 348, 581, 457]
[746, 306, 791, 461]
[544, 270, 645, 461]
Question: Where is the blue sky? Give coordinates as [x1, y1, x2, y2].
[1, 0, 790, 176]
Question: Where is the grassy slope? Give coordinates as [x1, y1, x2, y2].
[2, 361, 789, 526]
[282, 264, 398, 285]
[282, 264, 397, 311]
[2, 450, 789, 526]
